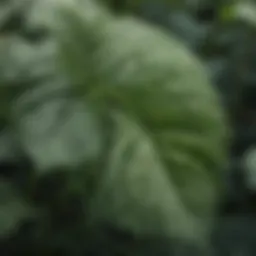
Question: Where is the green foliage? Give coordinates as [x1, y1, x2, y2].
[54, 0, 227, 247]
[220, 0, 256, 28]
[0, 0, 229, 254]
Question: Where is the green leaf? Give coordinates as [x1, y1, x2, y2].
[89, 112, 205, 243]
[220, 1, 256, 28]
[0, 31, 61, 124]
[54, 0, 229, 247]
[12, 89, 104, 174]
[0, 0, 105, 174]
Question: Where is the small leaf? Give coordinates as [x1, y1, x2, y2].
[12, 91, 104, 174]
[220, 1, 256, 28]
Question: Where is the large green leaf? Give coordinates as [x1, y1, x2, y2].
[51, 0, 228, 247]
[89, 111, 203, 243]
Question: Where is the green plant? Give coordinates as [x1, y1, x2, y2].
[0, 0, 229, 254]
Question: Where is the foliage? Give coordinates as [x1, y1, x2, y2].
[6, 0, 256, 255]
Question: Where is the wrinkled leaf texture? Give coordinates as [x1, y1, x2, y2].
[52, 0, 228, 246]
[4, 0, 229, 248]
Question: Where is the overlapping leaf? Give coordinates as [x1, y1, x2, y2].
[47, 0, 229, 246]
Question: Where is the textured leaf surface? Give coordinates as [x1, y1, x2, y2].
[52, 0, 228, 246]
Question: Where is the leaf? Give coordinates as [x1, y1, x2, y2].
[12, 88, 104, 174]
[220, 1, 256, 28]
[54, 0, 228, 247]
[0, 29, 60, 124]
[89, 112, 204, 243]
[0, 0, 106, 174]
